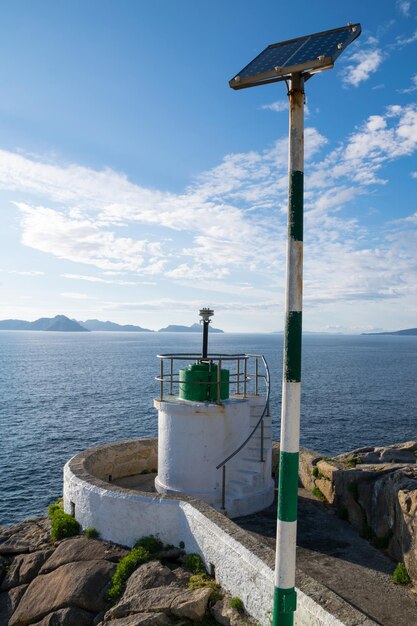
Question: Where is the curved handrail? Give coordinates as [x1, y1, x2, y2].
[215, 354, 270, 470]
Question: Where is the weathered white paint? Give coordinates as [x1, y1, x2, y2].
[274, 520, 297, 587]
[155, 394, 274, 517]
[288, 240, 303, 311]
[155, 397, 249, 500]
[280, 382, 301, 452]
[63, 439, 375, 626]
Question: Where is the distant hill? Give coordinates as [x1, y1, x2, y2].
[80, 319, 153, 332]
[362, 328, 417, 336]
[0, 315, 88, 332]
[158, 322, 223, 333]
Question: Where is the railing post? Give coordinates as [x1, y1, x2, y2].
[255, 357, 259, 395]
[244, 357, 247, 397]
[160, 360, 164, 401]
[221, 465, 226, 511]
[169, 358, 173, 396]
[237, 358, 240, 395]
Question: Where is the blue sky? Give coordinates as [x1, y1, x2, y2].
[0, 0, 416, 332]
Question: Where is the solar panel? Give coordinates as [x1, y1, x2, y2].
[230, 24, 361, 89]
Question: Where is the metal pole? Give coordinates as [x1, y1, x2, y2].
[202, 319, 209, 359]
[273, 72, 304, 626]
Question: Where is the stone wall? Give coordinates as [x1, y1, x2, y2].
[297, 441, 417, 587]
[83, 438, 158, 482]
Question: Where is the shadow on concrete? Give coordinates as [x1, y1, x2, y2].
[234, 488, 417, 626]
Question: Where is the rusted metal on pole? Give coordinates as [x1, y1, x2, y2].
[273, 72, 304, 626]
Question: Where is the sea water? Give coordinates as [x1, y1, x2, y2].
[0, 331, 416, 525]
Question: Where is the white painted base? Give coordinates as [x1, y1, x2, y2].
[154, 394, 274, 518]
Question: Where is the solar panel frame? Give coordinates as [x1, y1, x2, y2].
[229, 23, 361, 90]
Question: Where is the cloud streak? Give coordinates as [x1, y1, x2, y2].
[1, 103, 417, 319]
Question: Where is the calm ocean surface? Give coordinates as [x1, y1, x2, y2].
[1, 331, 416, 525]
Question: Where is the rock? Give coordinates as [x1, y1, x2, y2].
[0, 517, 51, 553]
[298, 448, 322, 491]
[30, 607, 95, 626]
[271, 442, 280, 477]
[101, 615, 173, 626]
[171, 567, 191, 586]
[124, 561, 177, 596]
[316, 460, 338, 481]
[1, 549, 53, 591]
[9, 559, 116, 626]
[211, 599, 245, 626]
[315, 477, 335, 504]
[0, 584, 28, 626]
[0, 541, 31, 555]
[105, 586, 212, 622]
[40, 538, 128, 574]
[380, 448, 417, 464]
[170, 586, 212, 621]
[0, 555, 7, 585]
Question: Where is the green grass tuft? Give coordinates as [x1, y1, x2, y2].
[183, 553, 206, 574]
[107, 546, 151, 602]
[230, 596, 244, 613]
[134, 535, 163, 554]
[83, 527, 100, 539]
[49, 509, 80, 541]
[312, 466, 319, 478]
[392, 562, 411, 585]
[312, 486, 326, 502]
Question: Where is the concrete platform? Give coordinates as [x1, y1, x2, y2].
[112, 473, 417, 624]
[236, 487, 417, 626]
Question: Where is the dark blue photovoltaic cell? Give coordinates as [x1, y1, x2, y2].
[238, 40, 300, 78]
[287, 30, 352, 67]
[235, 25, 360, 80]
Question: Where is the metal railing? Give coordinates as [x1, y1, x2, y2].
[155, 352, 270, 512]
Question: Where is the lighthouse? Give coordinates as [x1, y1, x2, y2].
[154, 309, 274, 518]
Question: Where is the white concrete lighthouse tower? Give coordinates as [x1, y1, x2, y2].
[154, 309, 274, 518]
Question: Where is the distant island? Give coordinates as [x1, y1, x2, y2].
[79, 319, 153, 332]
[362, 328, 417, 336]
[158, 323, 223, 333]
[0, 315, 88, 332]
[0, 316, 224, 333]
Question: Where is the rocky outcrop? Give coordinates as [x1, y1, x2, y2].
[0, 519, 252, 626]
[301, 441, 417, 587]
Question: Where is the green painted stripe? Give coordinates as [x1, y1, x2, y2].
[273, 587, 297, 625]
[284, 311, 302, 382]
[289, 170, 303, 241]
[277, 451, 299, 521]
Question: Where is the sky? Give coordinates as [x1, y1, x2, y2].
[0, 1, 417, 333]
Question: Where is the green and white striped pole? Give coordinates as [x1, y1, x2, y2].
[273, 72, 304, 626]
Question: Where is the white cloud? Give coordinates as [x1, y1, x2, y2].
[399, 73, 417, 93]
[261, 100, 287, 113]
[412, 171, 417, 178]
[398, 0, 411, 16]
[394, 29, 417, 47]
[61, 292, 95, 300]
[342, 49, 383, 87]
[0, 269, 45, 276]
[1, 102, 417, 319]
[15, 203, 166, 274]
[61, 273, 156, 286]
